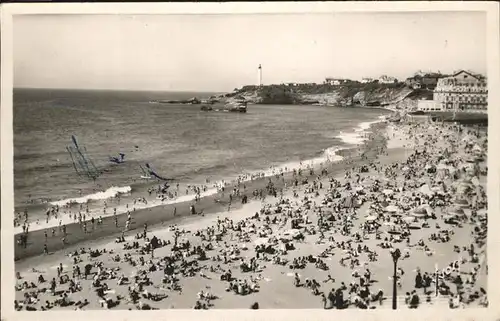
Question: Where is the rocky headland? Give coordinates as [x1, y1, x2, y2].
[154, 81, 434, 112]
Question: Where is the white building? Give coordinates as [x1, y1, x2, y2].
[378, 75, 398, 84]
[417, 100, 444, 112]
[325, 78, 348, 85]
[433, 70, 487, 113]
[361, 78, 375, 83]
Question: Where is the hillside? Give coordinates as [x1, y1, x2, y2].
[222, 82, 433, 111]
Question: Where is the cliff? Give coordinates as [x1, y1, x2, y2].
[221, 82, 433, 111]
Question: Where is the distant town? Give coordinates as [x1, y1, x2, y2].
[311, 70, 488, 114]
[154, 69, 488, 117]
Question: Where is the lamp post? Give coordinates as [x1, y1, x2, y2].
[391, 248, 401, 310]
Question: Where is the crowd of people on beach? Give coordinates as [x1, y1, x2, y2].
[14, 117, 488, 310]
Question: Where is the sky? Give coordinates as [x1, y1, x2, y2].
[14, 12, 487, 92]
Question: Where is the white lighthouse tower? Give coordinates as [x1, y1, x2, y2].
[258, 64, 262, 86]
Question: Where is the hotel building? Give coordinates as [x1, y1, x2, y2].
[418, 70, 487, 113]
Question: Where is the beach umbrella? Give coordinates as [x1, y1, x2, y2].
[449, 206, 465, 216]
[412, 206, 427, 215]
[442, 214, 456, 220]
[472, 144, 483, 153]
[383, 189, 394, 196]
[365, 215, 377, 221]
[254, 238, 269, 246]
[408, 224, 421, 230]
[403, 216, 416, 223]
[454, 199, 469, 207]
[385, 205, 399, 213]
[283, 229, 301, 237]
[411, 212, 427, 218]
[402, 166, 410, 172]
[419, 184, 434, 197]
[437, 163, 450, 171]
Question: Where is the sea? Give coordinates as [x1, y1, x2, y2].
[13, 88, 390, 232]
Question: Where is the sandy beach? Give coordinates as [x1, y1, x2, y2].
[13, 119, 488, 310]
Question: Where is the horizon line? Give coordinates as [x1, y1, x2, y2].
[13, 86, 229, 93]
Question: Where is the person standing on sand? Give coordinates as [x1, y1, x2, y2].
[321, 293, 328, 309]
[173, 207, 177, 216]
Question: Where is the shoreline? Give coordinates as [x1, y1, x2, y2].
[13, 114, 389, 235]
[14, 121, 391, 264]
[13, 119, 488, 310]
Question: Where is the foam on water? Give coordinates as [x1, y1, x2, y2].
[15, 186, 220, 234]
[50, 186, 133, 207]
[336, 118, 385, 146]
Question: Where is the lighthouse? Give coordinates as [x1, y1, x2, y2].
[258, 64, 262, 86]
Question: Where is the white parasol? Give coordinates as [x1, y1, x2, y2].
[365, 215, 377, 221]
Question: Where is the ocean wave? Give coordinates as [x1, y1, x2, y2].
[336, 118, 385, 146]
[16, 185, 218, 234]
[50, 186, 132, 207]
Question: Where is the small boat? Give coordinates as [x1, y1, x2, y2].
[223, 100, 247, 113]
